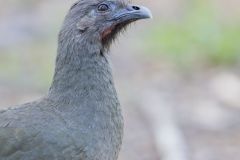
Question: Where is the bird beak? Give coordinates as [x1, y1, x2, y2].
[101, 5, 152, 46]
[111, 5, 152, 23]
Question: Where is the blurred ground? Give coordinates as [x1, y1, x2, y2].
[1, 0, 240, 160]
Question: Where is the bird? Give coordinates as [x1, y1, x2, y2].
[0, 0, 152, 160]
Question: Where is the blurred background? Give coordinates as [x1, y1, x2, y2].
[1, 0, 240, 159]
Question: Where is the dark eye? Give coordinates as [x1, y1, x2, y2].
[98, 4, 109, 12]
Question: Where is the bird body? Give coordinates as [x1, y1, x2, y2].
[0, 40, 123, 160]
[0, 97, 122, 160]
[0, 0, 152, 159]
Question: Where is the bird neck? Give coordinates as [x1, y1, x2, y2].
[48, 36, 118, 105]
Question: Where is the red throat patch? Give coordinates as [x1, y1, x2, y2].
[101, 25, 115, 40]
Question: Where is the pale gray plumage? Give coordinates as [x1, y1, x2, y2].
[0, 0, 152, 160]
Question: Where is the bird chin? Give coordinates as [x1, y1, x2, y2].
[101, 20, 136, 49]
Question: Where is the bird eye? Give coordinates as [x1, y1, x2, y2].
[97, 4, 109, 12]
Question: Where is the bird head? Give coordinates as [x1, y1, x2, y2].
[60, 0, 152, 51]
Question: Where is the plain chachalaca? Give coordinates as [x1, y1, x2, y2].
[0, 0, 152, 160]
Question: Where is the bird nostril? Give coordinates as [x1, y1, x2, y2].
[132, 6, 140, 10]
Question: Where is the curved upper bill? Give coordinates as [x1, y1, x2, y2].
[112, 5, 153, 22]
